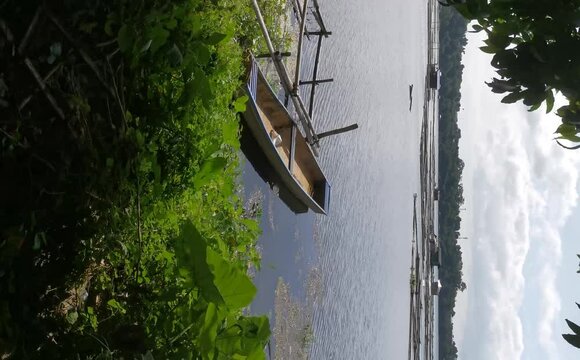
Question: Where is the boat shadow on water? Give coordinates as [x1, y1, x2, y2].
[240, 120, 310, 214]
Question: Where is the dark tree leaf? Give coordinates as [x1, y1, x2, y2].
[148, 25, 170, 53]
[167, 44, 183, 67]
[453, 3, 476, 19]
[117, 24, 133, 53]
[556, 140, 580, 150]
[555, 123, 576, 137]
[480, 45, 498, 54]
[471, 24, 484, 32]
[563, 334, 580, 349]
[501, 92, 522, 104]
[545, 90, 555, 113]
[528, 103, 541, 112]
[566, 319, 580, 336]
[205, 33, 227, 45]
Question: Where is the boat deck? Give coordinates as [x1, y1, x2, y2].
[254, 70, 323, 196]
[255, 107, 314, 195]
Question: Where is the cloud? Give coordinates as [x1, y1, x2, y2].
[463, 106, 532, 360]
[526, 110, 579, 359]
[457, 31, 580, 360]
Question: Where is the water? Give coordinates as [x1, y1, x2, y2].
[244, 0, 430, 358]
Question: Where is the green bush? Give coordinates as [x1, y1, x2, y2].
[0, 0, 289, 358]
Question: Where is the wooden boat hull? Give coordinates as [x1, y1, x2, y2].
[241, 59, 330, 215]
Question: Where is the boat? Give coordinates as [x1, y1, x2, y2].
[240, 56, 331, 214]
[428, 63, 441, 90]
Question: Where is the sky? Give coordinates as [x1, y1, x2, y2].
[454, 30, 580, 359]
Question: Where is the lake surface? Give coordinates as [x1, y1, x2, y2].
[244, 0, 430, 358]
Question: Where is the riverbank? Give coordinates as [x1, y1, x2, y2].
[408, 0, 440, 358]
[0, 1, 289, 358]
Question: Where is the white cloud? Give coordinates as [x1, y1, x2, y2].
[527, 110, 579, 359]
[465, 107, 531, 360]
[457, 30, 580, 360]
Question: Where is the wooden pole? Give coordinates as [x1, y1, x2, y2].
[308, 34, 324, 117]
[293, 0, 304, 22]
[305, 31, 332, 36]
[312, 0, 330, 37]
[300, 78, 333, 85]
[316, 123, 359, 139]
[250, 0, 278, 60]
[292, 0, 311, 40]
[293, 0, 309, 93]
[250, 0, 320, 153]
[256, 51, 291, 58]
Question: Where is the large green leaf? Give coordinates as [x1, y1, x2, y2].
[555, 123, 577, 137]
[206, 248, 256, 309]
[176, 222, 223, 303]
[193, 157, 227, 189]
[190, 14, 202, 38]
[215, 316, 270, 359]
[193, 43, 211, 66]
[222, 120, 240, 150]
[205, 33, 228, 45]
[199, 302, 224, 359]
[148, 25, 170, 53]
[176, 222, 257, 309]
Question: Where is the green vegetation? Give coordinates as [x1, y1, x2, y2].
[300, 324, 315, 351]
[0, 0, 287, 358]
[272, 277, 317, 360]
[437, 6, 467, 360]
[440, 0, 580, 147]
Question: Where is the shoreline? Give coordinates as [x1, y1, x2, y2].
[408, 0, 440, 358]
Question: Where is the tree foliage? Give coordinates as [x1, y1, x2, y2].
[0, 0, 284, 358]
[441, 0, 580, 145]
[437, 6, 468, 360]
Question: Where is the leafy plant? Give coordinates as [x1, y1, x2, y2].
[0, 0, 287, 358]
